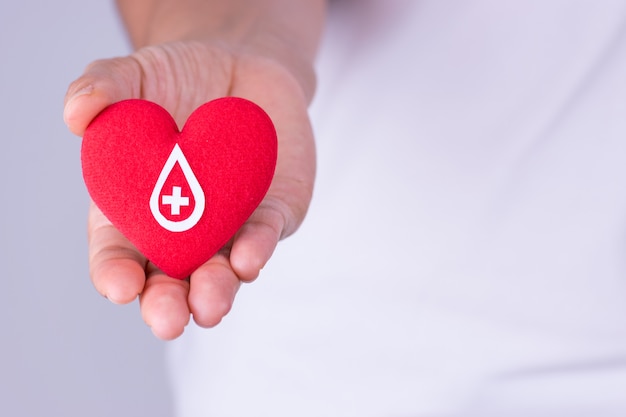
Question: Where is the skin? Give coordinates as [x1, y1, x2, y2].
[63, 0, 326, 340]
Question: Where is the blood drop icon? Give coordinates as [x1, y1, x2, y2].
[150, 143, 205, 232]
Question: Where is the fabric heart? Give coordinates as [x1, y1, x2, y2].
[81, 98, 277, 279]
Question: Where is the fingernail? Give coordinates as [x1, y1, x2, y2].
[67, 84, 94, 104]
[64, 84, 94, 125]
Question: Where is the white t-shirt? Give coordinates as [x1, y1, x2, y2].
[168, 1, 626, 416]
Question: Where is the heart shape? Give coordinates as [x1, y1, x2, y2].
[81, 98, 277, 278]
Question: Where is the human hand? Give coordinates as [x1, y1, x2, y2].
[64, 40, 315, 339]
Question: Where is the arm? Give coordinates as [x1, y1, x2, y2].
[64, 0, 326, 339]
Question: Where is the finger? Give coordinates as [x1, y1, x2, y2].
[228, 59, 316, 282]
[63, 56, 142, 136]
[188, 253, 241, 328]
[139, 264, 191, 340]
[88, 202, 147, 304]
[229, 197, 286, 282]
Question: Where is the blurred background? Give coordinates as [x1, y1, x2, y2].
[0, 1, 173, 416]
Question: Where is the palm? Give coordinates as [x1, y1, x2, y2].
[65, 41, 315, 339]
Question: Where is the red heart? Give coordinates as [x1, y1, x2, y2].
[81, 98, 277, 279]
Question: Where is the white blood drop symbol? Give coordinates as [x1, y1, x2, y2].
[150, 144, 205, 232]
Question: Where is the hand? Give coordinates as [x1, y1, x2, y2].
[64, 40, 315, 339]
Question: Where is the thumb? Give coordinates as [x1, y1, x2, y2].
[63, 57, 142, 136]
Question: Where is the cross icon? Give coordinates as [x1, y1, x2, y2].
[161, 186, 190, 216]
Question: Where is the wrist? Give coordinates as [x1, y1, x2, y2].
[118, 0, 324, 102]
